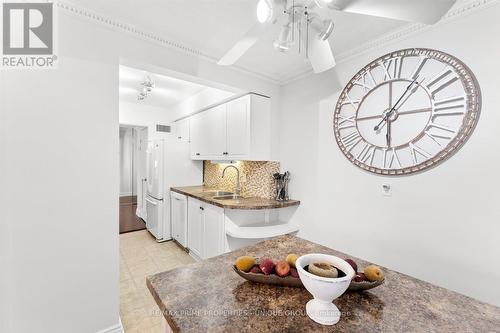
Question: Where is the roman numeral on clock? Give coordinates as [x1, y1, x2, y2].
[338, 115, 356, 129]
[409, 142, 431, 165]
[381, 57, 403, 80]
[341, 131, 362, 151]
[353, 71, 376, 91]
[383, 148, 402, 169]
[433, 95, 466, 116]
[426, 68, 459, 96]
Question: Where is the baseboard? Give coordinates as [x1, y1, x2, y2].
[120, 192, 133, 197]
[96, 318, 124, 333]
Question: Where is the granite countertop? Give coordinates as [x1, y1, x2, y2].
[147, 235, 500, 333]
[170, 185, 300, 210]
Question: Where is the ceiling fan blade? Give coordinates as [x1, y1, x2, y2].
[308, 37, 336, 73]
[331, 0, 456, 24]
[218, 23, 269, 66]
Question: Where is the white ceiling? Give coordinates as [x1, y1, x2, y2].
[119, 65, 223, 108]
[69, 0, 467, 83]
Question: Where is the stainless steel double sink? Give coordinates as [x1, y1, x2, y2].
[204, 190, 243, 200]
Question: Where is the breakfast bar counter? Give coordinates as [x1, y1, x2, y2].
[146, 235, 500, 333]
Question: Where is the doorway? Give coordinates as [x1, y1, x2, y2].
[119, 125, 148, 233]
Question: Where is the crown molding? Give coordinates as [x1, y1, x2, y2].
[56, 0, 498, 86]
[55, 1, 281, 85]
[279, 0, 500, 85]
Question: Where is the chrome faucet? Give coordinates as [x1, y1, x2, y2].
[221, 165, 241, 195]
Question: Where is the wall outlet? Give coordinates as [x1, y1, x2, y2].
[382, 183, 392, 197]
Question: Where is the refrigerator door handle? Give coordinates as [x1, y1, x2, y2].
[146, 197, 158, 206]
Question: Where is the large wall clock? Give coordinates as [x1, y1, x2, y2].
[333, 48, 481, 175]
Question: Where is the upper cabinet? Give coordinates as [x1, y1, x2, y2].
[174, 118, 190, 142]
[189, 94, 271, 161]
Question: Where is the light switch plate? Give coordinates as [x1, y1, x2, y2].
[382, 183, 392, 197]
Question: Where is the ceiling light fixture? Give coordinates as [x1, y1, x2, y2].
[137, 75, 155, 101]
[256, 0, 273, 23]
[273, 25, 292, 52]
[310, 18, 334, 40]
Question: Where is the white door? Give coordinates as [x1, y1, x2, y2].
[187, 198, 203, 259]
[203, 203, 225, 259]
[146, 140, 163, 199]
[146, 196, 163, 240]
[171, 192, 188, 247]
[136, 127, 148, 219]
[226, 96, 250, 156]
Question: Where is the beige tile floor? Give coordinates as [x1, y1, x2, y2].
[120, 230, 195, 333]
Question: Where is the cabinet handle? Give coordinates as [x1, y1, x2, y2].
[196, 153, 200, 156]
[178, 136, 182, 139]
[199, 206, 204, 210]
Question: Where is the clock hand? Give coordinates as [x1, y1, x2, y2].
[390, 76, 420, 112]
[386, 118, 392, 147]
[374, 114, 388, 131]
[373, 77, 422, 131]
[357, 107, 432, 121]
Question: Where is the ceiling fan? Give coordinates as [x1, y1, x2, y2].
[217, 0, 457, 73]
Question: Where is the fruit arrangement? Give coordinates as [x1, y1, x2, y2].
[233, 254, 302, 287]
[344, 258, 385, 291]
[233, 254, 385, 291]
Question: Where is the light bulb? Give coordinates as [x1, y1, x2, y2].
[256, 0, 273, 23]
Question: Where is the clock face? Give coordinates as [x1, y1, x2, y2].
[334, 48, 481, 175]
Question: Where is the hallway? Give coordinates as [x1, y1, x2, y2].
[120, 196, 146, 234]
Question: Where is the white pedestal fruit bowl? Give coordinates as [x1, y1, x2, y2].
[296, 253, 355, 325]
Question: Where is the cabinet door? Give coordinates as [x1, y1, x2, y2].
[226, 96, 250, 156]
[170, 192, 187, 247]
[203, 204, 225, 259]
[200, 104, 227, 157]
[187, 198, 203, 259]
[176, 118, 190, 142]
[190, 114, 202, 159]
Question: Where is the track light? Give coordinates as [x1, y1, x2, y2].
[273, 25, 292, 52]
[256, 0, 273, 23]
[310, 18, 334, 40]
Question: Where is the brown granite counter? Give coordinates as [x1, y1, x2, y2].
[147, 235, 500, 333]
[171, 185, 300, 210]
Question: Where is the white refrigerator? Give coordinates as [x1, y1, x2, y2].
[145, 139, 202, 241]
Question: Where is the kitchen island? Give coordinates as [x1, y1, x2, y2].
[147, 235, 500, 332]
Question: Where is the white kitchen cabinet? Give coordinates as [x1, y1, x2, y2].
[187, 197, 203, 259]
[226, 96, 249, 157]
[190, 93, 271, 161]
[190, 104, 227, 159]
[187, 197, 225, 260]
[170, 191, 188, 248]
[175, 118, 190, 142]
[203, 203, 225, 259]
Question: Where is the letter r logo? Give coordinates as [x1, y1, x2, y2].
[2, 3, 53, 55]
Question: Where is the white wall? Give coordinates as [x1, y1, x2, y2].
[279, 4, 500, 306]
[1, 3, 281, 333]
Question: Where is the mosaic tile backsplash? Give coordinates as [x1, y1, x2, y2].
[203, 161, 280, 199]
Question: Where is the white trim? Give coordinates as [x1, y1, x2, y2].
[56, 0, 498, 85]
[95, 318, 124, 333]
[55, 1, 280, 85]
[120, 192, 133, 197]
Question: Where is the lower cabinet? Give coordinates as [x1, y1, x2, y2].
[170, 191, 188, 248]
[187, 197, 225, 260]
